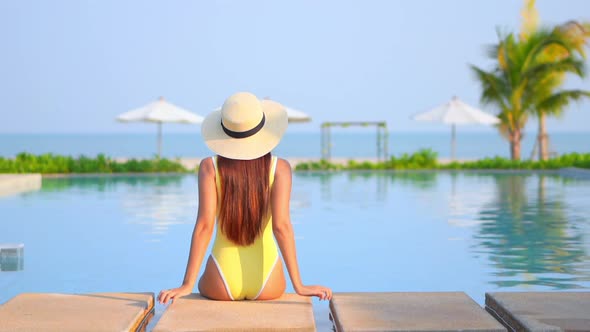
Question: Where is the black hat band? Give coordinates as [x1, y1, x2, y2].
[221, 113, 266, 139]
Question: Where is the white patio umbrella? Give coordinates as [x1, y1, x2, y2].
[283, 105, 312, 123]
[411, 96, 500, 160]
[263, 97, 311, 123]
[117, 97, 204, 158]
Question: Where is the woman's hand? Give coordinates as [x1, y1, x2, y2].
[295, 285, 332, 301]
[158, 285, 192, 305]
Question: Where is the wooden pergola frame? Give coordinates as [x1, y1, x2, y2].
[320, 121, 389, 161]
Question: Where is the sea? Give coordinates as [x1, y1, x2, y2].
[0, 131, 589, 160]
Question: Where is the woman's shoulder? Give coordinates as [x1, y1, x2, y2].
[198, 156, 215, 176]
[274, 157, 292, 175]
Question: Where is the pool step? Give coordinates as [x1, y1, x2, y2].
[153, 293, 315, 332]
[0, 243, 24, 272]
[329, 292, 506, 332]
[486, 292, 590, 332]
[0, 174, 42, 197]
[0, 292, 154, 332]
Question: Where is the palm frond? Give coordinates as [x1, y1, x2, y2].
[523, 57, 586, 82]
[485, 43, 501, 61]
[557, 20, 590, 58]
[521, 34, 573, 71]
[470, 65, 509, 110]
[536, 90, 590, 115]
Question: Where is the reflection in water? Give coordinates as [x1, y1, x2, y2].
[297, 170, 437, 203]
[389, 171, 438, 190]
[117, 176, 197, 240]
[0, 244, 24, 272]
[41, 175, 186, 193]
[42, 175, 197, 241]
[122, 186, 197, 238]
[303, 170, 590, 290]
[474, 174, 590, 289]
[447, 173, 495, 227]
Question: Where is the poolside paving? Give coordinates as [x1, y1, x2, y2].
[153, 293, 315, 332]
[329, 292, 506, 332]
[0, 292, 154, 332]
[486, 292, 590, 331]
[0, 174, 41, 197]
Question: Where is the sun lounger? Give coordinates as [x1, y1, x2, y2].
[0, 292, 154, 332]
[153, 293, 315, 332]
[486, 292, 590, 331]
[329, 292, 506, 332]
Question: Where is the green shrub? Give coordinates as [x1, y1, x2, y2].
[435, 153, 590, 170]
[2, 151, 589, 173]
[294, 151, 590, 171]
[0, 153, 188, 174]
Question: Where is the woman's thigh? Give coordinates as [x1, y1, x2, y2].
[198, 256, 232, 301]
[255, 258, 286, 300]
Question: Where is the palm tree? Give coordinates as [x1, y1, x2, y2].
[531, 67, 590, 160]
[530, 22, 590, 160]
[519, 2, 590, 160]
[471, 30, 585, 160]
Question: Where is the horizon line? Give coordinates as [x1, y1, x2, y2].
[2, 129, 590, 135]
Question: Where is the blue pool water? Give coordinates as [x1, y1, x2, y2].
[1, 171, 590, 330]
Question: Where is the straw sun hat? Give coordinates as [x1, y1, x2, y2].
[201, 92, 288, 160]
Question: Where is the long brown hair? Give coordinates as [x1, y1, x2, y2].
[217, 153, 272, 246]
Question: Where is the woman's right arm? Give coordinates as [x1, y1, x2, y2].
[272, 159, 332, 301]
[158, 158, 217, 304]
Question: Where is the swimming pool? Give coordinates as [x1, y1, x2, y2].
[1, 171, 589, 330]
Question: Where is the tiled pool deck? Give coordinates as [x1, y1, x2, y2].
[0, 292, 154, 332]
[0, 291, 588, 331]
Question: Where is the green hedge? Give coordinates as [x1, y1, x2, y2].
[442, 152, 590, 170]
[2, 151, 589, 174]
[0, 153, 187, 174]
[294, 150, 590, 171]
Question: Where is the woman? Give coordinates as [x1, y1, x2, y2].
[158, 92, 331, 303]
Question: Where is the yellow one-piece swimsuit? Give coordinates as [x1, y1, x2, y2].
[210, 156, 280, 300]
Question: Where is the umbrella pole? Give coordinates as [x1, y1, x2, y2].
[157, 122, 162, 159]
[451, 124, 456, 161]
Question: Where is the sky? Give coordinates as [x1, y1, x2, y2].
[0, 0, 589, 134]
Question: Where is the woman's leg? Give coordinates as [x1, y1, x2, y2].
[255, 258, 286, 300]
[198, 256, 232, 301]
